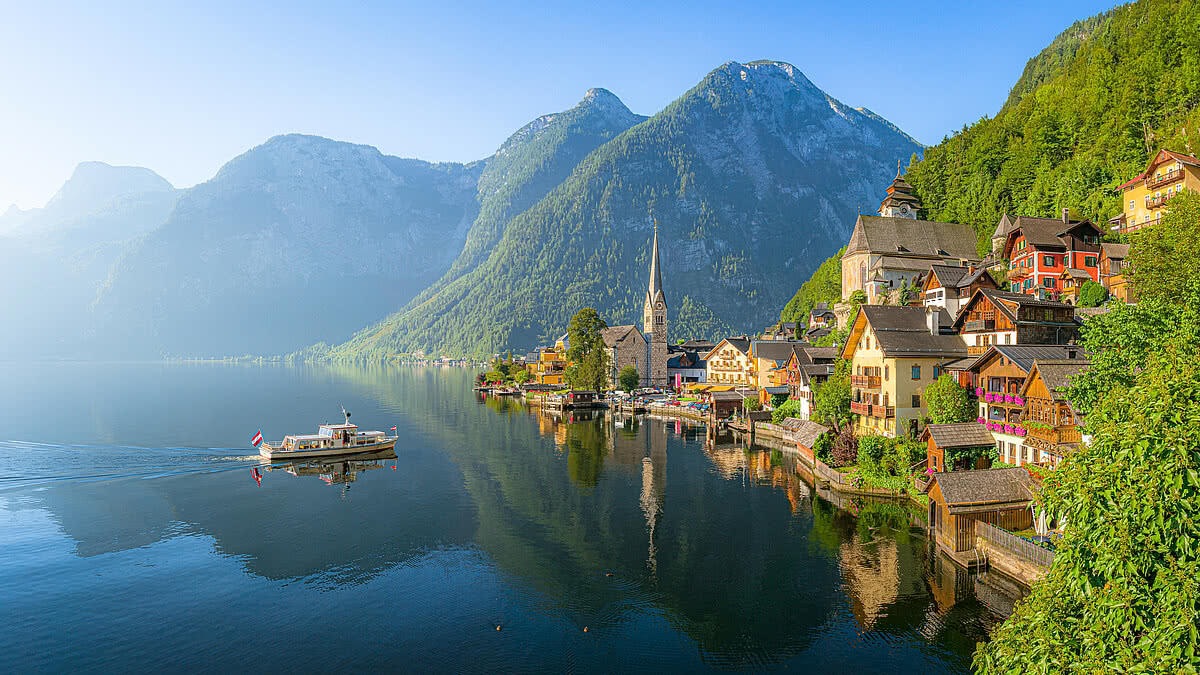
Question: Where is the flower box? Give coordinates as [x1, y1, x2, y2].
[1003, 425, 1013, 434]
[1005, 394, 1015, 404]
[975, 387, 983, 396]
[977, 416, 985, 424]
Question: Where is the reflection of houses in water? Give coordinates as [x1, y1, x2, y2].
[840, 535, 901, 630]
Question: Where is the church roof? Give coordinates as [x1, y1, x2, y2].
[846, 216, 979, 260]
[600, 325, 643, 348]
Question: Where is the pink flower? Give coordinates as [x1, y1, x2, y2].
[975, 387, 983, 396]
[977, 416, 985, 424]
[1005, 394, 1014, 404]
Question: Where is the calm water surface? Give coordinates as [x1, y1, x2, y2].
[0, 363, 1019, 673]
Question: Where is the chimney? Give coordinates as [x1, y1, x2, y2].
[1062, 207, 1070, 224]
[925, 306, 940, 335]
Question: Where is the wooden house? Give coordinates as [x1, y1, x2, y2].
[921, 423, 996, 473]
[951, 288, 1079, 356]
[1056, 268, 1092, 305]
[706, 390, 745, 418]
[924, 468, 1035, 553]
[784, 345, 837, 420]
[1019, 359, 1089, 467]
[1099, 243, 1132, 303]
[921, 263, 998, 318]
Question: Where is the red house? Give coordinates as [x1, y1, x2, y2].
[1001, 210, 1102, 301]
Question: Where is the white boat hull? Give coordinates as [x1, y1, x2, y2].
[259, 438, 397, 460]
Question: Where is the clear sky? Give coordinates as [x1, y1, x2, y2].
[0, 0, 1118, 210]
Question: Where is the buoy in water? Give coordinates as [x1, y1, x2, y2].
[583, 626, 589, 632]
[496, 625, 502, 631]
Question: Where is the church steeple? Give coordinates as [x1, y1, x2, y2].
[879, 158, 921, 219]
[646, 223, 665, 309]
[643, 222, 667, 342]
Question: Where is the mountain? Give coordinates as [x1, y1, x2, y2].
[333, 60, 922, 358]
[904, 0, 1200, 251]
[89, 135, 483, 357]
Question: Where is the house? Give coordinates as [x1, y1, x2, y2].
[804, 325, 832, 343]
[1001, 210, 1102, 300]
[924, 468, 1035, 553]
[951, 288, 1079, 356]
[841, 305, 967, 438]
[1019, 359, 1089, 467]
[666, 346, 706, 388]
[1056, 268, 1092, 305]
[762, 321, 800, 340]
[703, 338, 754, 389]
[750, 339, 805, 389]
[1099, 243, 1132, 303]
[706, 390, 745, 418]
[966, 345, 1087, 466]
[778, 418, 830, 461]
[922, 264, 999, 318]
[922, 423, 996, 473]
[809, 303, 836, 329]
[842, 172, 980, 304]
[784, 345, 837, 420]
[679, 339, 717, 352]
[1111, 149, 1200, 234]
[529, 334, 570, 385]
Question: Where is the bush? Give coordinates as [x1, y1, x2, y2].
[1077, 280, 1109, 307]
[925, 374, 975, 424]
[829, 427, 858, 468]
[618, 365, 640, 393]
[857, 435, 889, 474]
[771, 398, 805, 424]
[743, 397, 763, 412]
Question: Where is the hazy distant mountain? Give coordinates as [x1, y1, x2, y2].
[334, 61, 922, 358]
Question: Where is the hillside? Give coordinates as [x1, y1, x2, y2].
[905, 0, 1200, 253]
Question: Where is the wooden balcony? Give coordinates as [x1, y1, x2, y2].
[850, 375, 881, 389]
[967, 345, 988, 356]
[1008, 266, 1032, 281]
[1146, 170, 1183, 190]
[964, 319, 995, 332]
[871, 405, 895, 419]
[1026, 424, 1082, 447]
[850, 401, 871, 415]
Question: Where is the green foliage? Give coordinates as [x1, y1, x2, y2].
[812, 359, 851, 430]
[771, 398, 805, 424]
[618, 365, 640, 393]
[769, 393, 789, 408]
[925, 374, 975, 424]
[1076, 280, 1109, 307]
[743, 397, 763, 412]
[1128, 190, 1200, 306]
[564, 307, 611, 391]
[512, 368, 530, 385]
[856, 435, 889, 475]
[905, 0, 1200, 255]
[780, 247, 844, 323]
[975, 344, 1200, 673]
[944, 444, 998, 472]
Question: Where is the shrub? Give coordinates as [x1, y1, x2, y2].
[771, 398, 805, 423]
[829, 427, 858, 468]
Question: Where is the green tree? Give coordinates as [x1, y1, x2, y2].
[771, 398, 805, 424]
[1128, 190, 1200, 307]
[925, 374, 975, 424]
[975, 343, 1200, 673]
[1076, 280, 1108, 308]
[512, 368, 530, 385]
[564, 307, 611, 391]
[743, 397, 763, 412]
[812, 359, 851, 431]
[780, 247, 844, 323]
[618, 365, 640, 393]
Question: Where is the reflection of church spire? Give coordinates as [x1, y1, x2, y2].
[639, 422, 668, 577]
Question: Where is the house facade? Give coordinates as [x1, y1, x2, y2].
[784, 345, 837, 420]
[1019, 359, 1089, 467]
[841, 306, 966, 438]
[1099, 242, 1132, 303]
[1001, 211, 1102, 300]
[704, 338, 754, 388]
[951, 288, 1079, 357]
[922, 264, 998, 318]
[1111, 149, 1200, 234]
[530, 334, 569, 385]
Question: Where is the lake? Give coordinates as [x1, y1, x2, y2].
[0, 362, 1019, 673]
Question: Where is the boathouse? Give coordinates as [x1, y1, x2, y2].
[924, 468, 1034, 553]
[921, 423, 996, 473]
[778, 418, 829, 461]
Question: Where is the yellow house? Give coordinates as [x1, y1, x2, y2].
[529, 333, 569, 385]
[841, 306, 968, 438]
[1112, 149, 1200, 234]
[704, 338, 754, 389]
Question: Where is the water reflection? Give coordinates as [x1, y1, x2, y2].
[262, 449, 399, 490]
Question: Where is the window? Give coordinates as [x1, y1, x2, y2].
[1130, 199, 1135, 210]
[1043, 277, 1055, 288]
[933, 365, 941, 379]
[884, 365, 889, 380]
[1084, 256, 1096, 267]
[911, 365, 921, 380]
[1003, 333, 1010, 344]
[911, 394, 921, 408]
[1043, 255, 1055, 267]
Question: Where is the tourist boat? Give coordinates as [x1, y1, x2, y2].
[258, 408, 398, 460]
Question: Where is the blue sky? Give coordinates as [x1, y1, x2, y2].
[0, 0, 1117, 210]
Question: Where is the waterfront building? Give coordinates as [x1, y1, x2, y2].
[1000, 210, 1102, 300]
[951, 288, 1079, 357]
[921, 423, 996, 473]
[841, 306, 966, 438]
[966, 345, 1086, 466]
[1110, 149, 1200, 234]
[1019, 359, 1089, 467]
[921, 264, 998, 318]
[841, 172, 980, 304]
[666, 346, 706, 388]
[530, 334, 569, 385]
[1099, 242, 1132, 303]
[703, 338, 754, 389]
[750, 339, 805, 389]
[602, 226, 670, 388]
[784, 345, 837, 420]
[924, 468, 1034, 554]
[808, 303, 836, 329]
[601, 324, 648, 388]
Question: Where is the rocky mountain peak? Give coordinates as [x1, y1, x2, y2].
[44, 161, 173, 217]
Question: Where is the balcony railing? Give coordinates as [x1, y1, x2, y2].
[964, 319, 995, 332]
[871, 405, 896, 418]
[967, 345, 988, 356]
[1146, 170, 1183, 190]
[1026, 424, 1082, 446]
[1008, 266, 1032, 280]
[850, 375, 881, 389]
[850, 401, 871, 415]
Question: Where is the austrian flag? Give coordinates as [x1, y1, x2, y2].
[251, 431, 264, 448]
[389, 426, 397, 432]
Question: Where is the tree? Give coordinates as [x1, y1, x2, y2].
[1076, 280, 1108, 308]
[743, 397, 763, 412]
[512, 368, 530, 385]
[618, 365, 639, 393]
[771, 398, 805, 424]
[828, 426, 858, 468]
[812, 359, 852, 431]
[925, 374, 975, 424]
[975, 343, 1200, 673]
[565, 307, 611, 391]
[1128, 190, 1200, 308]
[780, 247, 844, 323]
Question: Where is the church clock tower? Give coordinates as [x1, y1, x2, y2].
[878, 160, 922, 219]
[642, 224, 668, 388]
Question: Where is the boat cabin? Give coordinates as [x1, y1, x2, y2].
[281, 423, 387, 451]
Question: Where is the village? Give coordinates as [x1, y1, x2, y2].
[475, 147, 1200, 585]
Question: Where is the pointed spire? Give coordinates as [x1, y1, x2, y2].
[896, 158, 903, 179]
[648, 219, 663, 299]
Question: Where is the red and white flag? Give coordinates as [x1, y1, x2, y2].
[251, 431, 264, 448]
[389, 425, 397, 432]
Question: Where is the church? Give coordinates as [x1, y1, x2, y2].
[601, 226, 669, 388]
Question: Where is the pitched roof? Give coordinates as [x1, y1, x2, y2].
[705, 337, 751, 359]
[854, 306, 966, 358]
[752, 340, 806, 363]
[921, 423, 995, 449]
[991, 213, 1014, 242]
[845, 215, 979, 260]
[679, 339, 716, 350]
[927, 264, 969, 288]
[1101, 242, 1130, 260]
[870, 255, 942, 273]
[968, 345, 1086, 375]
[802, 346, 839, 362]
[925, 468, 1034, 513]
[1029, 359, 1089, 401]
[1004, 216, 1101, 254]
[601, 325, 642, 348]
[779, 418, 830, 448]
[1061, 268, 1092, 281]
[645, 226, 666, 308]
[953, 288, 1076, 329]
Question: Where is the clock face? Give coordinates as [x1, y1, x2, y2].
[657, 302, 663, 310]
[899, 205, 909, 215]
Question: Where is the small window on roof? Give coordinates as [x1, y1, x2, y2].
[936, 249, 949, 256]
